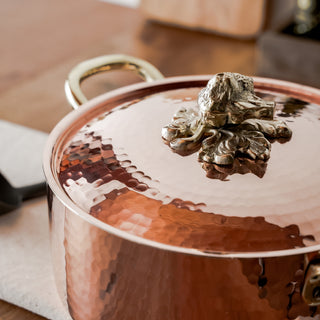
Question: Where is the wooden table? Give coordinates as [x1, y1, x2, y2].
[0, 0, 263, 319]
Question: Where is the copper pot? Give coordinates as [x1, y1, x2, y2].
[43, 55, 320, 320]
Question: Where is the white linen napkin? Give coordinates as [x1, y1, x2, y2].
[0, 198, 71, 320]
[0, 120, 71, 319]
[0, 120, 47, 188]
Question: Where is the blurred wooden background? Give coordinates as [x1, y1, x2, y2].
[0, 0, 257, 134]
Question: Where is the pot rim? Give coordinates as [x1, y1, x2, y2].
[43, 75, 320, 259]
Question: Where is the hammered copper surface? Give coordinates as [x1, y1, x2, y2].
[58, 85, 320, 253]
[48, 189, 318, 320]
[45, 78, 320, 320]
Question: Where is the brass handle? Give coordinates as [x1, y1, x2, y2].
[302, 252, 320, 306]
[65, 54, 164, 110]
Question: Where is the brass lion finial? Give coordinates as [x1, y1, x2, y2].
[162, 72, 292, 172]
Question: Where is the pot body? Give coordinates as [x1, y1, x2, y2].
[48, 187, 317, 320]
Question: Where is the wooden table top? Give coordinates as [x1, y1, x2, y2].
[2, 0, 313, 319]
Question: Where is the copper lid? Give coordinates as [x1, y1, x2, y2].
[45, 55, 320, 257]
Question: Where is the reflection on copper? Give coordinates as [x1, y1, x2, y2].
[59, 124, 313, 253]
[48, 190, 320, 320]
[58, 90, 318, 253]
[59, 137, 149, 193]
[90, 189, 314, 253]
[277, 97, 308, 118]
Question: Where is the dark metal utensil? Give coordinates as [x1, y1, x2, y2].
[0, 172, 46, 215]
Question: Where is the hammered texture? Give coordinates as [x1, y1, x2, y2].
[48, 81, 320, 319]
[58, 88, 320, 253]
[49, 190, 319, 320]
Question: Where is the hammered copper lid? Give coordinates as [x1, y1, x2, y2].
[52, 71, 320, 256]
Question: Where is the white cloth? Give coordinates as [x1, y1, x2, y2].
[0, 121, 71, 319]
[0, 120, 48, 188]
[0, 198, 72, 320]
